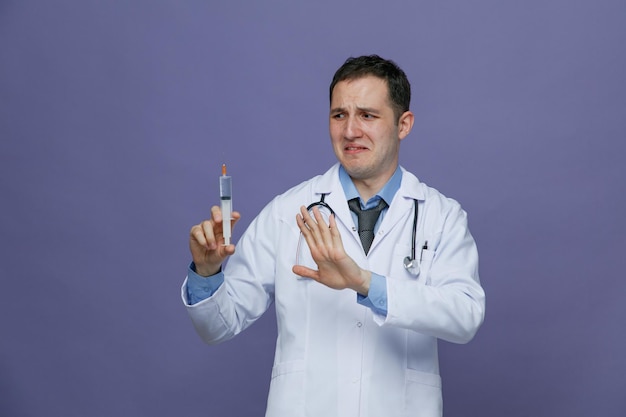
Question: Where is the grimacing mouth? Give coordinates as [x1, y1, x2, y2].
[344, 145, 369, 151]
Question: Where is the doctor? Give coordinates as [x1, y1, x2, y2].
[183, 55, 485, 417]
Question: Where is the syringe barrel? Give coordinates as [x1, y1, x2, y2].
[219, 175, 232, 199]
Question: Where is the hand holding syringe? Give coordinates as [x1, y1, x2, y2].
[187, 164, 240, 277]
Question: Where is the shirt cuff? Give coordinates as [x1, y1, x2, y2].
[186, 262, 225, 305]
[356, 272, 388, 316]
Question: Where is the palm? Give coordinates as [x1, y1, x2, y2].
[293, 206, 367, 293]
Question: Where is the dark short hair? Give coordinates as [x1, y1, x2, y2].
[329, 55, 411, 121]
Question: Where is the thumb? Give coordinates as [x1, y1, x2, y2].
[292, 265, 318, 280]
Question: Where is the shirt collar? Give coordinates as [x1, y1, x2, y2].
[338, 165, 402, 207]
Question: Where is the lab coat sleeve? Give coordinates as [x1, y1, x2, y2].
[181, 200, 277, 345]
[380, 202, 485, 344]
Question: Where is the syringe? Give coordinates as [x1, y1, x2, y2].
[219, 164, 232, 246]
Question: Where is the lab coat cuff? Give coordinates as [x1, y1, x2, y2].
[185, 262, 224, 305]
[356, 272, 388, 316]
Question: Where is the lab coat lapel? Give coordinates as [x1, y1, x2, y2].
[313, 164, 360, 246]
[369, 168, 425, 254]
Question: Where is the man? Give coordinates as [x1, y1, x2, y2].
[182, 55, 485, 417]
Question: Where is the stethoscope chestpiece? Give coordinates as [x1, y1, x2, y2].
[403, 256, 420, 276]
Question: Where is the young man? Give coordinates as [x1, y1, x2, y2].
[183, 55, 485, 417]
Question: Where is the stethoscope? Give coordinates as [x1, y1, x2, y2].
[299, 194, 423, 275]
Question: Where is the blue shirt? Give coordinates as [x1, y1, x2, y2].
[186, 165, 403, 316]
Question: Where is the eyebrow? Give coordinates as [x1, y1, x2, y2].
[330, 106, 381, 114]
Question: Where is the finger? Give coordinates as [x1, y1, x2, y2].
[296, 209, 322, 261]
[311, 206, 333, 247]
[297, 206, 316, 235]
[302, 206, 324, 236]
[298, 206, 324, 251]
[200, 219, 218, 250]
[296, 206, 309, 229]
[296, 214, 318, 257]
[222, 242, 237, 256]
[299, 205, 313, 226]
[328, 213, 343, 245]
[295, 208, 309, 234]
[311, 206, 329, 228]
[231, 211, 242, 225]
[210, 205, 223, 223]
[292, 265, 320, 281]
[190, 224, 208, 248]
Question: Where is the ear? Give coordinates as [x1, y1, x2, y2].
[398, 111, 414, 140]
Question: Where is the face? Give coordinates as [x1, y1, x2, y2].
[329, 76, 413, 190]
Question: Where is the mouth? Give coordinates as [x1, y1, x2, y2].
[344, 145, 369, 152]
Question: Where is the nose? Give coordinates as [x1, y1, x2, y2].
[344, 116, 363, 140]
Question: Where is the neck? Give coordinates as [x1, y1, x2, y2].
[338, 163, 399, 202]
[352, 175, 390, 202]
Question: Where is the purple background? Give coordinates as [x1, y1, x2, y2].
[1, 0, 625, 416]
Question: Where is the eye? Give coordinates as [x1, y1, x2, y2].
[332, 113, 345, 119]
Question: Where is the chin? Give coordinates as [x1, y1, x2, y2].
[342, 164, 373, 180]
